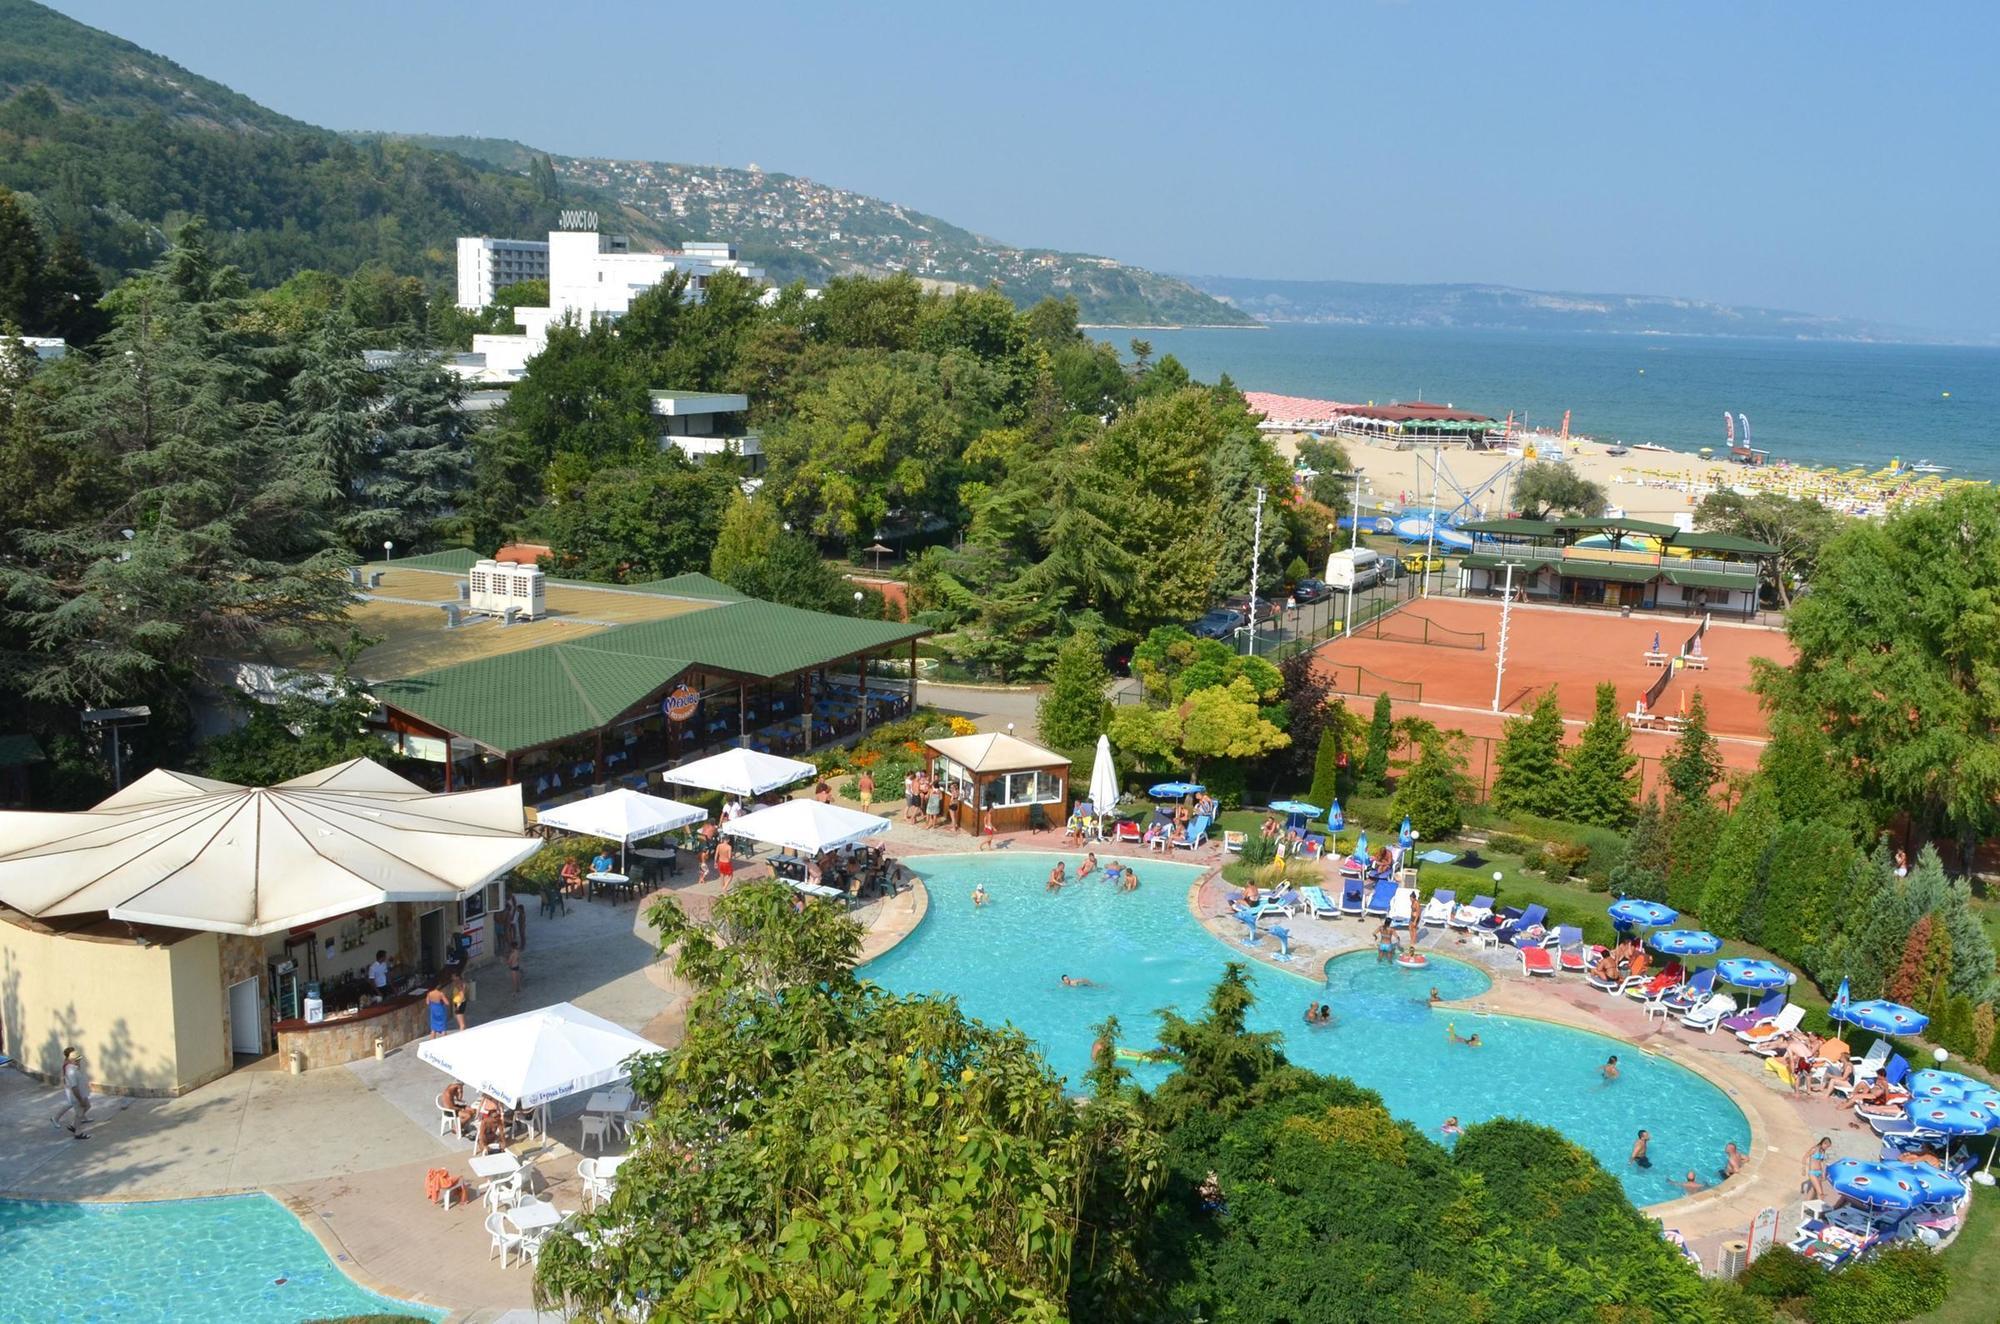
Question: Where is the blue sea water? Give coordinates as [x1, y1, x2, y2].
[867, 853, 1748, 1207]
[0, 1193, 444, 1323]
[1111, 323, 2000, 477]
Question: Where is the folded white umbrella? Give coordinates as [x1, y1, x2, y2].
[1087, 734, 1120, 816]
[534, 787, 706, 870]
[0, 759, 539, 936]
[720, 799, 889, 855]
[417, 1002, 658, 1109]
[663, 746, 816, 798]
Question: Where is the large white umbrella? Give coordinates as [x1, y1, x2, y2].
[1087, 734, 1120, 818]
[0, 758, 539, 936]
[417, 1001, 657, 1109]
[721, 799, 889, 855]
[663, 746, 815, 798]
[534, 787, 706, 870]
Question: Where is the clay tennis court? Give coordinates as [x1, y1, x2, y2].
[1314, 596, 1796, 783]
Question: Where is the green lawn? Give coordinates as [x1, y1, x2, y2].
[1913, 1187, 2000, 1323]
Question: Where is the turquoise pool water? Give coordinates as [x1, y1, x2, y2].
[0, 1193, 444, 1323]
[868, 852, 1749, 1206]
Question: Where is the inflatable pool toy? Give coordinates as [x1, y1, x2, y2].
[1395, 952, 1429, 969]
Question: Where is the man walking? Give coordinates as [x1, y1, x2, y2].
[50, 1046, 92, 1138]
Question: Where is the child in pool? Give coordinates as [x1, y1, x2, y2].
[1079, 851, 1098, 877]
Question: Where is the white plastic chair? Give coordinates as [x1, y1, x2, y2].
[482, 1169, 525, 1212]
[486, 1211, 525, 1267]
[436, 1098, 460, 1138]
[578, 1113, 613, 1154]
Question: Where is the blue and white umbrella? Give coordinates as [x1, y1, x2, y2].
[1149, 782, 1204, 799]
[1906, 1098, 1994, 1137]
[1327, 799, 1345, 831]
[1269, 800, 1322, 817]
[1716, 958, 1796, 991]
[1607, 899, 1678, 930]
[1824, 1158, 1920, 1211]
[1648, 929, 1723, 958]
[1398, 815, 1415, 848]
[1834, 999, 1930, 1036]
[1893, 1164, 1969, 1205]
[1356, 830, 1369, 861]
[1907, 1069, 1984, 1100]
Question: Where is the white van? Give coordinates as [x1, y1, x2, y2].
[1324, 547, 1383, 590]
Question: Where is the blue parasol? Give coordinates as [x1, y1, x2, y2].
[1894, 1164, 1969, 1205]
[1356, 830, 1369, 861]
[1398, 815, 1415, 848]
[1607, 898, 1678, 930]
[1832, 998, 1929, 1036]
[1149, 782, 1204, 799]
[1716, 958, 1796, 991]
[1908, 1069, 1985, 1098]
[1327, 799, 1345, 830]
[1823, 1158, 1920, 1211]
[1648, 929, 1723, 958]
[1905, 1098, 1993, 1136]
[1269, 800, 1322, 831]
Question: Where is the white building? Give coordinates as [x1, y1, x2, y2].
[651, 390, 761, 470]
[454, 213, 766, 385]
[454, 237, 551, 310]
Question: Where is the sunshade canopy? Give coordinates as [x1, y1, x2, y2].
[663, 747, 815, 798]
[416, 1002, 656, 1109]
[1648, 929, 1723, 957]
[535, 787, 705, 845]
[0, 758, 538, 936]
[924, 732, 1070, 774]
[1833, 998, 1929, 1035]
[1087, 735, 1120, 816]
[1716, 957, 1796, 990]
[1607, 899, 1678, 929]
[720, 799, 889, 855]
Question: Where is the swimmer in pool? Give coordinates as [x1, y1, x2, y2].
[1119, 866, 1139, 892]
[1440, 1116, 1461, 1136]
[1079, 851, 1098, 877]
[971, 884, 989, 907]
[1601, 1055, 1620, 1082]
[1428, 987, 1442, 1004]
[1447, 1025, 1481, 1047]
[1631, 1129, 1652, 1169]
[1047, 862, 1066, 892]
[1061, 974, 1094, 987]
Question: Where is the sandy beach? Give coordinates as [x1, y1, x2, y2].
[1269, 430, 1978, 521]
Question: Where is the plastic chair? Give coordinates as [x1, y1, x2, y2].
[486, 1211, 525, 1267]
[578, 1113, 613, 1154]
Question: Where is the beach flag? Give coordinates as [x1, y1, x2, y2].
[1739, 414, 1751, 445]
[1725, 411, 1735, 444]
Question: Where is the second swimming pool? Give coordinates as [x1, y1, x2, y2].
[867, 852, 1749, 1206]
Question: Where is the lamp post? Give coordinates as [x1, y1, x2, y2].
[1423, 444, 1440, 598]
[1246, 486, 1267, 656]
[383, 539, 394, 563]
[1491, 560, 1519, 713]
[853, 589, 865, 617]
[1345, 470, 1365, 638]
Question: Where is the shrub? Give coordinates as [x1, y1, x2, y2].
[1737, 1246, 1820, 1303]
[1236, 831, 1278, 868]
[1806, 1245, 1947, 1324]
[1605, 859, 1667, 901]
[1485, 833, 1539, 861]
[1539, 841, 1592, 879]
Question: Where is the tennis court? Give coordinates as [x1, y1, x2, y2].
[1315, 597, 1790, 743]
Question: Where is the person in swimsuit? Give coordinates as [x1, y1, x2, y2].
[1803, 1137, 1832, 1201]
[716, 838, 734, 886]
[1047, 862, 1067, 892]
[426, 983, 451, 1038]
[924, 785, 943, 828]
[1680, 1171, 1705, 1195]
[980, 808, 996, 849]
[972, 883, 989, 907]
[1602, 1055, 1620, 1082]
[450, 976, 469, 1031]
[1061, 974, 1093, 987]
[1119, 866, 1138, 892]
[1631, 1129, 1652, 1169]
[1719, 1142, 1746, 1182]
[1447, 1026, 1481, 1047]
[1079, 852, 1098, 877]
[1440, 1116, 1461, 1136]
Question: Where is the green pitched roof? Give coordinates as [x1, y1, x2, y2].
[1457, 518, 1561, 538]
[1556, 559, 1663, 584]
[621, 572, 748, 602]
[1552, 516, 1683, 538]
[1668, 530, 1779, 556]
[382, 547, 482, 572]
[1461, 551, 1561, 571]
[373, 599, 927, 753]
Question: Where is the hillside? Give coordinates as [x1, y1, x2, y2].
[399, 134, 1254, 327]
[1187, 273, 1927, 342]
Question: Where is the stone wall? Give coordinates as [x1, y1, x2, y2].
[217, 934, 266, 1058]
[277, 996, 430, 1071]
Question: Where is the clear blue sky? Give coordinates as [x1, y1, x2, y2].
[49, 0, 2000, 335]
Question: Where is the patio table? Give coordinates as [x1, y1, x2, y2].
[505, 1199, 563, 1232]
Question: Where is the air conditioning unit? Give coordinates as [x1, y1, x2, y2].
[466, 559, 546, 621]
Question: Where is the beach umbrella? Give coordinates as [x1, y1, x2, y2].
[1832, 998, 1929, 1037]
[1893, 1164, 1969, 1205]
[1607, 898, 1678, 930]
[1398, 815, 1415, 848]
[1327, 799, 1345, 831]
[1648, 929, 1723, 958]
[1356, 829, 1369, 860]
[1149, 781, 1204, 799]
[1269, 799, 1323, 832]
[1823, 1159, 1920, 1211]
[1905, 1098, 1993, 1137]
[1830, 977, 1851, 1019]
[1087, 735, 1120, 821]
[1716, 958, 1796, 991]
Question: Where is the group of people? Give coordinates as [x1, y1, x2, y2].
[440, 1080, 524, 1155]
[1040, 856, 1140, 895]
[903, 770, 967, 831]
[1589, 939, 1651, 985]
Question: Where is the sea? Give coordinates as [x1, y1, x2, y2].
[1102, 324, 2000, 478]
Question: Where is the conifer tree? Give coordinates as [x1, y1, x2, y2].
[1558, 683, 1638, 829]
[1660, 688, 1722, 804]
[1037, 633, 1111, 752]
[1491, 686, 1565, 818]
[1307, 726, 1341, 810]
[1699, 781, 1778, 937]
[1391, 724, 1468, 840]
[1359, 692, 1395, 793]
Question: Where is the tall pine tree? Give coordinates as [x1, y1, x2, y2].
[1036, 633, 1111, 751]
[1491, 686, 1566, 818]
[1558, 682, 1637, 829]
[1660, 688, 1722, 803]
[1359, 691, 1395, 793]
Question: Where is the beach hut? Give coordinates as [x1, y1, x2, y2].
[924, 732, 1071, 834]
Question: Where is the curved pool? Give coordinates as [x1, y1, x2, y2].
[868, 852, 1749, 1206]
[0, 1193, 444, 1323]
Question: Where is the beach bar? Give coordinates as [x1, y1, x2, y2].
[924, 733, 1070, 834]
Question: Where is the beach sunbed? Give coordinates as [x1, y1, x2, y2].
[1498, 903, 1549, 947]
[1679, 992, 1739, 1034]
[1720, 991, 1789, 1036]
[1553, 927, 1594, 973]
[1737, 1003, 1806, 1047]
[1387, 886, 1419, 926]
[1419, 889, 1457, 927]
[1520, 945, 1557, 977]
[1299, 885, 1339, 919]
[1339, 882, 1367, 917]
[1363, 881, 1395, 918]
[1170, 814, 1211, 852]
[1448, 895, 1493, 930]
[1222, 830, 1247, 854]
[1115, 820, 1142, 844]
[1831, 1041, 1892, 1098]
[1624, 964, 1685, 1002]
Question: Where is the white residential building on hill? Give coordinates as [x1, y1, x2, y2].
[454, 237, 551, 309]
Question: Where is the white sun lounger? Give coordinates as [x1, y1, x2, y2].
[1448, 895, 1492, 930]
[1737, 1003, 1806, 1049]
[1679, 992, 1739, 1034]
[1419, 890, 1456, 927]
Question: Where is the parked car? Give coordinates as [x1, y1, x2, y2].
[1222, 596, 1281, 624]
[1190, 607, 1247, 639]
[1400, 552, 1447, 574]
[1325, 547, 1385, 590]
[1292, 577, 1331, 604]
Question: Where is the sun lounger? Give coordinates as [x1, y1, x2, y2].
[1679, 992, 1739, 1034]
[1339, 882, 1366, 917]
[1721, 991, 1789, 1035]
[1831, 1041, 1892, 1098]
[1737, 1003, 1806, 1047]
[1387, 886, 1418, 926]
[1363, 881, 1396, 918]
[1337, 854, 1367, 878]
[1420, 889, 1457, 927]
[1520, 945, 1557, 977]
[1553, 927, 1594, 973]
[1222, 830, 1248, 854]
[1116, 820, 1142, 844]
[1170, 814, 1211, 852]
[1659, 967, 1717, 1012]
[1448, 895, 1493, 930]
[1498, 904, 1548, 947]
[1302, 833, 1327, 859]
[1624, 964, 1685, 1002]
[1300, 885, 1339, 919]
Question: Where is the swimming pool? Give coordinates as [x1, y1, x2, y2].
[868, 852, 1749, 1206]
[0, 1193, 444, 1323]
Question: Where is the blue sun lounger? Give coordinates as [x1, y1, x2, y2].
[1299, 885, 1339, 919]
[1363, 881, 1395, 918]
[1339, 881, 1366, 917]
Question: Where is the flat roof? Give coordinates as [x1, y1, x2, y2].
[649, 390, 748, 415]
[265, 553, 734, 682]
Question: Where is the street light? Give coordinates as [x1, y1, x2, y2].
[383, 539, 394, 562]
[1246, 486, 1267, 657]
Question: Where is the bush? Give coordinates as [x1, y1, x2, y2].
[1806, 1245, 1947, 1324]
[1485, 832, 1539, 861]
[1201, 761, 1249, 809]
[1236, 831, 1278, 868]
[1605, 859, 1667, 901]
[1737, 1246, 1820, 1303]
[1538, 841, 1592, 879]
